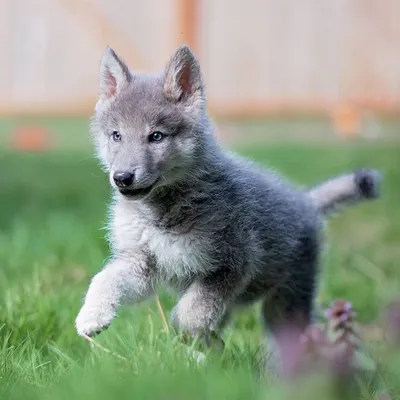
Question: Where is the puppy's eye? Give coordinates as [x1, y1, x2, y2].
[112, 131, 121, 142]
[148, 131, 164, 143]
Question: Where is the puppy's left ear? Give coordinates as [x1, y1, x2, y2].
[163, 44, 204, 105]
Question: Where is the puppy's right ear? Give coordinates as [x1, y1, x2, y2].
[98, 47, 132, 102]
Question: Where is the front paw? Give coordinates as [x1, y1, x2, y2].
[171, 290, 225, 336]
[75, 305, 116, 337]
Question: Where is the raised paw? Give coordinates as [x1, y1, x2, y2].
[75, 305, 116, 337]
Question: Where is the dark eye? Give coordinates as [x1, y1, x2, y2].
[112, 131, 121, 142]
[148, 131, 164, 143]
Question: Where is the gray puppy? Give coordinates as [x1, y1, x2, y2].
[75, 44, 380, 359]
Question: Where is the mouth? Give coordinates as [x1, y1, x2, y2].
[117, 180, 160, 199]
[119, 185, 154, 198]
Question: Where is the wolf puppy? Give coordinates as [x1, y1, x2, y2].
[75, 44, 380, 355]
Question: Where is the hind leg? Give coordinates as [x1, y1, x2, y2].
[261, 260, 318, 376]
[261, 279, 316, 333]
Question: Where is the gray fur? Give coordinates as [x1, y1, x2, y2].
[75, 45, 381, 357]
[308, 168, 381, 215]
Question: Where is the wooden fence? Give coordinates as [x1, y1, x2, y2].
[1, 0, 399, 118]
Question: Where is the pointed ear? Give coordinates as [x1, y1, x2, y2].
[99, 47, 132, 101]
[163, 44, 204, 104]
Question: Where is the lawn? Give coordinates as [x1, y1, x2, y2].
[0, 117, 399, 399]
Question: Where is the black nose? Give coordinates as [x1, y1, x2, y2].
[113, 171, 134, 188]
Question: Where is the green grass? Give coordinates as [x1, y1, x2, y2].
[0, 124, 400, 399]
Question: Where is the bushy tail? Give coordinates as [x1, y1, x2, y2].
[307, 169, 381, 216]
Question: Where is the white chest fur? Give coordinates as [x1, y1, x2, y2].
[111, 200, 210, 280]
[144, 226, 208, 279]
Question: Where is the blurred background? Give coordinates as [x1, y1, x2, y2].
[0, 1, 400, 397]
[0, 0, 399, 147]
